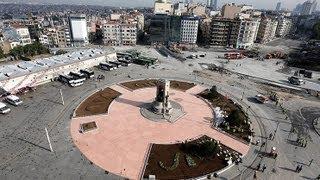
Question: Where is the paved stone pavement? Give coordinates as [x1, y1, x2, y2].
[71, 85, 250, 179]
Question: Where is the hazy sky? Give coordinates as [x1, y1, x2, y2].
[0, 0, 311, 10]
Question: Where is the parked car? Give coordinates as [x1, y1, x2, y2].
[5, 95, 23, 106]
[288, 76, 303, 85]
[0, 102, 11, 114]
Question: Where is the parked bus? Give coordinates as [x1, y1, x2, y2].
[80, 69, 95, 79]
[99, 62, 115, 71]
[58, 75, 84, 87]
[69, 72, 86, 81]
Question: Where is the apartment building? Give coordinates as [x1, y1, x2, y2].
[256, 17, 278, 44]
[103, 22, 137, 46]
[236, 17, 260, 49]
[209, 18, 240, 47]
[276, 17, 292, 37]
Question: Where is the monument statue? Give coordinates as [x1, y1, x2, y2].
[153, 79, 172, 115]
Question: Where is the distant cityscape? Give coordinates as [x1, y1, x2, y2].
[0, 0, 319, 54]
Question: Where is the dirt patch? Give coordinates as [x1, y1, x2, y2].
[121, 79, 195, 91]
[75, 88, 121, 117]
[143, 136, 238, 179]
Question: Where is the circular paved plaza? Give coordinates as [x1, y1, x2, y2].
[70, 82, 249, 179]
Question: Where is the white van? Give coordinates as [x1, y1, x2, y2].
[5, 95, 23, 106]
[0, 102, 11, 114]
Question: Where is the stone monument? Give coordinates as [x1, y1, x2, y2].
[140, 79, 184, 122]
[153, 79, 173, 115]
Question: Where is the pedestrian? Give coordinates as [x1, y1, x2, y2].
[261, 142, 266, 147]
[262, 164, 267, 172]
[295, 165, 300, 172]
[254, 170, 257, 179]
[298, 165, 303, 172]
[269, 133, 273, 140]
[309, 159, 314, 166]
[256, 140, 260, 145]
[257, 163, 261, 171]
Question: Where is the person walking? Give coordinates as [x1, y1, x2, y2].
[262, 164, 267, 172]
[298, 165, 303, 173]
[257, 163, 261, 171]
[309, 159, 314, 166]
[254, 170, 257, 179]
[295, 165, 300, 173]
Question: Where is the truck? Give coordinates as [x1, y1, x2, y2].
[255, 94, 268, 104]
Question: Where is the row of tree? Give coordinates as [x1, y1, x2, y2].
[9, 42, 49, 59]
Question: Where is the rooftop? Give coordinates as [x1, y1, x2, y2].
[0, 49, 109, 82]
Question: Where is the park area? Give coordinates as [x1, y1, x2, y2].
[199, 87, 251, 142]
[121, 79, 195, 91]
[143, 135, 240, 179]
[75, 88, 121, 117]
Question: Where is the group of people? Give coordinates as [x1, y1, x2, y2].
[295, 164, 303, 173]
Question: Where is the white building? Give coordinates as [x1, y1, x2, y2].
[236, 17, 260, 49]
[180, 16, 200, 44]
[69, 14, 88, 46]
[257, 17, 278, 44]
[154, 0, 174, 15]
[15, 27, 32, 46]
[0, 49, 116, 93]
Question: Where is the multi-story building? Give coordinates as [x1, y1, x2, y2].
[68, 14, 88, 46]
[12, 26, 32, 46]
[44, 26, 71, 47]
[180, 16, 200, 44]
[186, 3, 207, 16]
[103, 22, 137, 46]
[221, 3, 242, 19]
[1, 25, 32, 53]
[209, 18, 240, 47]
[154, 0, 174, 15]
[236, 17, 260, 49]
[300, 0, 313, 15]
[257, 17, 278, 44]
[276, 2, 281, 11]
[276, 17, 292, 37]
[147, 14, 181, 44]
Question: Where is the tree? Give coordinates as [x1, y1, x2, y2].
[313, 21, 320, 40]
[0, 47, 5, 59]
[207, 85, 220, 99]
[225, 109, 242, 127]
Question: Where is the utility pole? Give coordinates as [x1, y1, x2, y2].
[59, 89, 64, 106]
[45, 127, 53, 152]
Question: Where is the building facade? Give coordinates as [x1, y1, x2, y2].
[209, 18, 240, 47]
[103, 22, 137, 46]
[69, 14, 88, 46]
[180, 16, 199, 44]
[276, 17, 292, 37]
[257, 17, 278, 44]
[221, 3, 242, 19]
[236, 18, 260, 49]
[154, 0, 174, 15]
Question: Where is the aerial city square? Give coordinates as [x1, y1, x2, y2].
[0, 0, 320, 179]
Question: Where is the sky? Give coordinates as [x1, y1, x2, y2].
[0, 0, 310, 10]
